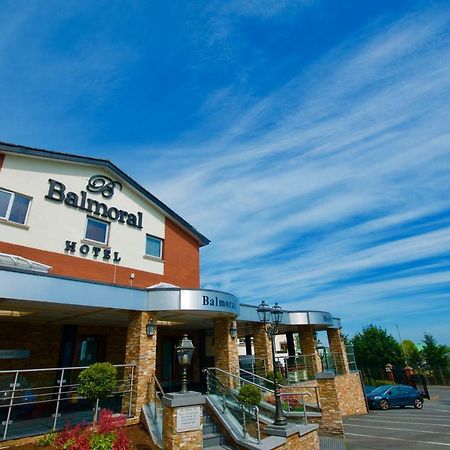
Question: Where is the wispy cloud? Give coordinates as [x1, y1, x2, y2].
[1, 1, 449, 342]
[142, 7, 450, 341]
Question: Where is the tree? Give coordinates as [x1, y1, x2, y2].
[422, 334, 449, 371]
[401, 339, 417, 362]
[407, 346, 424, 369]
[352, 325, 403, 368]
[78, 362, 117, 423]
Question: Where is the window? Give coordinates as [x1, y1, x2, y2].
[84, 217, 109, 244]
[0, 189, 31, 225]
[145, 235, 163, 258]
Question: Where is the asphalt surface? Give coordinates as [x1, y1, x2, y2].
[343, 386, 450, 449]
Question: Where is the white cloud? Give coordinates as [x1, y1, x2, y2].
[140, 8, 450, 341]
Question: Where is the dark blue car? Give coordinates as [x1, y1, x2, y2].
[366, 384, 423, 410]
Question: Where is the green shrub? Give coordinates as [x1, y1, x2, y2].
[89, 432, 115, 450]
[238, 384, 261, 405]
[265, 371, 284, 388]
[78, 363, 117, 401]
[36, 432, 56, 447]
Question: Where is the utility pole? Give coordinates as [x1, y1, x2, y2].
[395, 323, 408, 365]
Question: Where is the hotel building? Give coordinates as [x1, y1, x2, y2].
[0, 142, 366, 447]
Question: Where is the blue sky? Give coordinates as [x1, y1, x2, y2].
[1, 0, 450, 344]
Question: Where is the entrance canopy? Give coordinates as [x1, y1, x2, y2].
[0, 263, 340, 330]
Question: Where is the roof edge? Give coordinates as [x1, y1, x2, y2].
[0, 140, 210, 247]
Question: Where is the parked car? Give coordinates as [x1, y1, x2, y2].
[366, 384, 423, 410]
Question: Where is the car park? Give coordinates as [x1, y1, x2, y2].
[366, 384, 423, 410]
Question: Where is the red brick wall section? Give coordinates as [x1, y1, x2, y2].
[0, 153, 5, 171]
[0, 219, 201, 288]
[163, 219, 200, 288]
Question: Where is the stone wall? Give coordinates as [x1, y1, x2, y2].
[162, 406, 203, 449]
[335, 371, 368, 416]
[315, 373, 344, 436]
[275, 428, 320, 450]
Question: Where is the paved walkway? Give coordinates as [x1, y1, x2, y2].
[343, 386, 450, 449]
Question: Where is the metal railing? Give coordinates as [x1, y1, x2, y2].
[277, 354, 320, 383]
[238, 357, 268, 378]
[321, 351, 347, 375]
[346, 345, 358, 372]
[238, 367, 321, 414]
[211, 367, 320, 417]
[204, 368, 261, 444]
[279, 391, 311, 424]
[146, 374, 164, 447]
[0, 364, 136, 441]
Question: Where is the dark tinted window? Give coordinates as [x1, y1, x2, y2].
[9, 194, 30, 224]
[0, 189, 31, 224]
[85, 217, 109, 244]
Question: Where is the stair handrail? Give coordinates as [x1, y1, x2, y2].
[239, 367, 284, 390]
[151, 374, 165, 426]
[204, 368, 261, 444]
[153, 374, 165, 397]
[209, 366, 276, 394]
[211, 366, 321, 419]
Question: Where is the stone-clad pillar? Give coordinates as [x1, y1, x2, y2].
[327, 328, 349, 374]
[162, 392, 205, 449]
[252, 323, 273, 374]
[298, 326, 322, 377]
[214, 318, 239, 385]
[315, 372, 344, 436]
[123, 311, 157, 416]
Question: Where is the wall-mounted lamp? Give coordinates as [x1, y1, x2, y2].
[146, 318, 156, 337]
[230, 322, 238, 339]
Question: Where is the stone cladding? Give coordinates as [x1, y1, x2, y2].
[327, 328, 349, 374]
[251, 323, 274, 373]
[298, 326, 322, 376]
[315, 374, 344, 436]
[162, 406, 203, 449]
[335, 371, 368, 416]
[124, 311, 157, 416]
[275, 428, 320, 449]
[214, 318, 239, 379]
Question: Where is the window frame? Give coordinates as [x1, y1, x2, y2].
[145, 234, 163, 259]
[0, 188, 32, 225]
[83, 216, 110, 246]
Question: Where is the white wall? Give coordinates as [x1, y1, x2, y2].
[0, 153, 166, 274]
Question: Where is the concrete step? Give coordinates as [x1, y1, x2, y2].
[203, 432, 226, 448]
[203, 421, 217, 434]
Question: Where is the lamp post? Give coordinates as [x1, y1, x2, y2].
[175, 334, 195, 394]
[257, 301, 287, 427]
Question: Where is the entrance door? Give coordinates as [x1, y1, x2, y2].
[74, 335, 106, 366]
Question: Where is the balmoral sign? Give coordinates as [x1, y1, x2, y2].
[45, 176, 144, 229]
[180, 290, 239, 315]
[146, 289, 240, 315]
